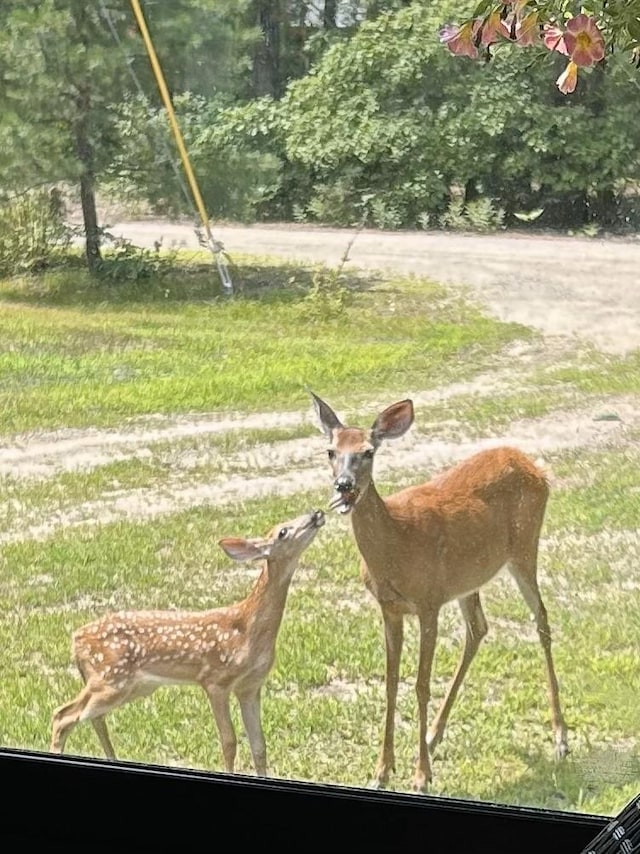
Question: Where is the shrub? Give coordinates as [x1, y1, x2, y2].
[0, 188, 72, 276]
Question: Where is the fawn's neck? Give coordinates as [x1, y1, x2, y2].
[240, 562, 295, 639]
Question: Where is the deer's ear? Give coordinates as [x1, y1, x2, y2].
[218, 537, 270, 562]
[310, 390, 343, 441]
[371, 399, 414, 445]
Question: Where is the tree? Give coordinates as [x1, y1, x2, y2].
[0, 0, 257, 273]
[0, 2, 135, 271]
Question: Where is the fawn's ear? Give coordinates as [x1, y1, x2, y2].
[370, 399, 414, 446]
[218, 537, 271, 562]
[310, 390, 343, 441]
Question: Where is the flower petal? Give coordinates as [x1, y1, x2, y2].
[543, 25, 569, 56]
[556, 60, 578, 94]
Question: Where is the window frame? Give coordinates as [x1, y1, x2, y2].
[1, 746, 606, 851]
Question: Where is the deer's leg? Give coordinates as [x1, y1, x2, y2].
[427, 592, 488, 754]
[237, 687, 266, 777]
[90, 716, 117, 760]
[510, 567, 568, 759]
[372, 609, 403, 790]
[413, 609, 438, 793]
[50, 683, 125, 756]
[204, 684, 237, 773]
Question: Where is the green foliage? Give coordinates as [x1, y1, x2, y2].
[297, 267, 354, 322]
[95, 237, 179, 282]
[440, 198, 468, 231]
[440, 196, 506, 232]
[0, 188, 72, 276]
[244, 1, 640, 230]
[105, 93, 282, 221]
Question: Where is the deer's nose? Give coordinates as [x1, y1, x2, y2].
[335, 476, 354, 493]
[311, 509, 325, 526]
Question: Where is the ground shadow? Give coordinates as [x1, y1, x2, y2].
[439, 744, 640, 816]
[0, 251, 382, 310]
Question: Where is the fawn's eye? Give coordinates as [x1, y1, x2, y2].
[363, 449, 374, 459]
[277, 527, 289, 540]
[327, 449, 336, 461]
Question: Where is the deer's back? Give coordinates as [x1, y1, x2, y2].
[428, 446, 547, 498]
[388, 446, 548, 513]
[356, 446, 549, 607]
[72, 609, 242, 679]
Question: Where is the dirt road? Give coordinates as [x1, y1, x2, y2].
[110, 221, 640, 355]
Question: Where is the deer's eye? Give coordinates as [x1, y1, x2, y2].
[327, 449, 336, 461]
[277, 527, 289, 540]
[363, 449, 375, 459]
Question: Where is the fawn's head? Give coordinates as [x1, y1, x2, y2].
[218, 509, 325, 573]
[311, 392, 414, 515]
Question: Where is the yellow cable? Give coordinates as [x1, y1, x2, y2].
[129, 0, 232, 289]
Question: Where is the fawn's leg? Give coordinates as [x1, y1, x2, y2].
[51, 683, 125, 756]
[91, 716, 117, 760]
[427, 592, 488, 753]
[237, 687, 267, 777]
[204, 684, 237, 772]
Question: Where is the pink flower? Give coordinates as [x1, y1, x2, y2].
[556, 60, 579, 94]
[543, 24, 569, 56]
[563, 14, 605, 67]
[439, 20, 481, 59]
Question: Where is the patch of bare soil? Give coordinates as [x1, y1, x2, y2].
[0, 385, 638, 546]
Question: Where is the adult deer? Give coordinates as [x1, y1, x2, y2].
[311, 392, 568, 792]
[50, 509, 325, 776]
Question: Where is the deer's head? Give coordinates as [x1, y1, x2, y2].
[311, 392, 414, 515]
[219, 509, 325, 573]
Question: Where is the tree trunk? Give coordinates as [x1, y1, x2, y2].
[323, 0, 337, 29]
[79, 166, 101, 273]
[251, 0, 281, 98]
[73, 94, 101, 274]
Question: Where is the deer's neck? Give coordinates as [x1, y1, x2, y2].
[351, 482, 398, 563]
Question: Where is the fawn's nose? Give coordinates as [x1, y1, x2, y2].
[311, 509, 325, 526]
[335, 475, 354, 493]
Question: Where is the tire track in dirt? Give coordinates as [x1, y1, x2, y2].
[0, 394, 636, 546]
[0, 339, 582, 481]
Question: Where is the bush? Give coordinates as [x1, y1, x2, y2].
[439, 196, 505, 233]
[0, 188, 71, 276]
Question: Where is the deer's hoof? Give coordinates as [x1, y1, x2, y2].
[411, 776, 431, 794]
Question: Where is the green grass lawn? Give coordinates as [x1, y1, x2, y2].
[0, 252, 638, 818]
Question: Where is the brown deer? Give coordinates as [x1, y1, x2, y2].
[310, 392, 568, 792]
[50, 509, 325, 776]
